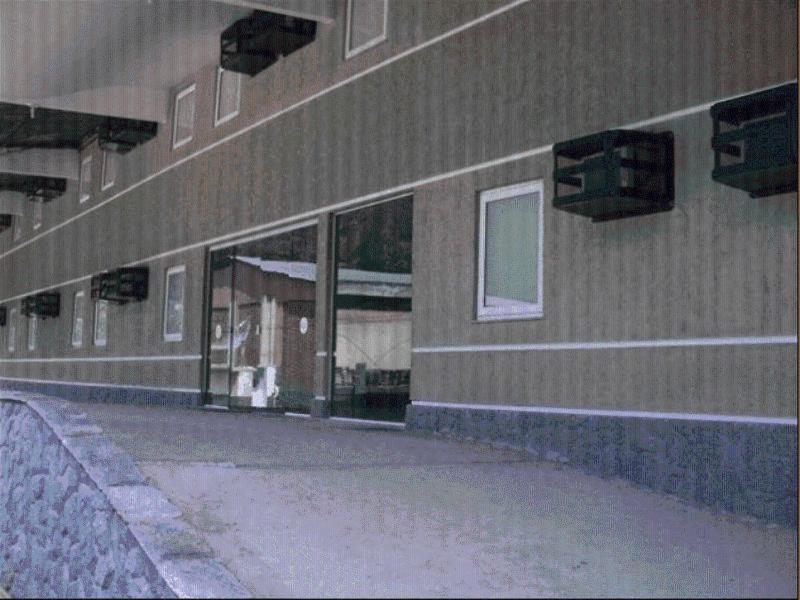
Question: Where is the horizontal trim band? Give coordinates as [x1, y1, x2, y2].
[0, 354, 201, 364]
[0, 77, 795, 307]
[413, 335, 798, 354]
[329, 416, 406, 428]
[411, 400, 797, 426]
[0, 375, 200, 394]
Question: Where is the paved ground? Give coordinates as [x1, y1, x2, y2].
[78, 402, 797, 598]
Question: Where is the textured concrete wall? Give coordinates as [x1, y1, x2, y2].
[406, 404, 798, 526]
[0, 394, 249, 598]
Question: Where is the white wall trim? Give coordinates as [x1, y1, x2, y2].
[413, 335, 798, 354]
[0, 77, 796, 305]
[0, 354, 201, 364]
[411, 400, 798, 426]
[330, 416, 405, 428]
[0, 375, 200, 394]
[172, 84, 197, 149]
[5, 0, 788, 265]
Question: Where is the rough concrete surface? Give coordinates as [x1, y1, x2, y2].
[81, 402, 798, 599]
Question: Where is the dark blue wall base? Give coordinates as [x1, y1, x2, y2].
[406, 404, 798, 527]
[0, 379, 200, 408]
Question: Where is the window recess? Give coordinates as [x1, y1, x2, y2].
[711, 83, 797, 198]
[553, 129, 674, 222]
[91, 267, 149, 305]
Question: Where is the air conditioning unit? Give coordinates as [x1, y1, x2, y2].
[711, 83, 797, 198]
[0, 174, 67, 202]
[98, 118, 158, 154]
[221, 11, 317, 77]
[553, 129, 674, 222]
[21, 292, 60, 319]
[90, 267, 149, 304]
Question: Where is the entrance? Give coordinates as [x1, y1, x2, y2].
[331, 196, 413, 422]
[205, 223, 318, 411]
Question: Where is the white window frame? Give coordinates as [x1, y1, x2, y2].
[32, 199, 42, 230]
[79, 156, 92, 203]
[71, 291, 85, 348]
[163, 265, 187, 342]
[476, 180, 544, 321]
[344, 0, 389, 59]
[101, 151, 116, 191]
[94, 299, 108, 347]
[214, 66, 241, 127]
[27, 314, 36, 352]
[172, 84, 197, 149]
[7, 308, 16, 353]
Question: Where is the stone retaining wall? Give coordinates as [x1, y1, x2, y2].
[0, 393, 249, 598]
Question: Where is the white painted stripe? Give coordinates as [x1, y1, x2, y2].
[411, 400, 797, 426]
[0, 0, 533, 265]
[202, 404, 230, 411]
[315, 351, 328, 357]
[0, 354, 201, 364]
[413, 335, 798, 354]
[330, 416, 406, 428]
[285, 411, 311, 418]
[314, 395, 327, 401]
[1, 77, 796, 307]
[0, 375, 200, 394]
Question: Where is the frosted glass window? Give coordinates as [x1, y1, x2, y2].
[346, 0, 387, 57]
[215, 67, 241, 126]
[173, 85, 196, 149]
[477, 181, 544, 320]
[102, 151, 116, 190]
[163, 265, 186, 341]
[94, 300, 108, 347]
[72, 291, 85, 347]
[27, 315, 36, 351]
[7, 308, 16, 353]
[79, 157, 92, 203]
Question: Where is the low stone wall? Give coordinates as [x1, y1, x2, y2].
[406, 403, 798, 526]
[0, 393, 249, 598]
[0, 378, 199, 408]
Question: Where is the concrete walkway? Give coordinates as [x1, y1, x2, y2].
[78, 402, 797, 598]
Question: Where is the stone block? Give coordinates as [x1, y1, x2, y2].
[106, 485, 182, 525]
[158, 558, 252, 598]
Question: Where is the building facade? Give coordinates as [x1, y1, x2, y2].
[0, 0, 796, 522]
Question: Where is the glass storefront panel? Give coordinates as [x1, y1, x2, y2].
[332, 196, 413, 422]
[205, 224, 318, 412]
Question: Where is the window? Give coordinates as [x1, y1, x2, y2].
[173, 85, 197, 149]
[13, 214, 22, 241]
[163, 265, 186, 342]
[79, 156, 92, 203]
[71, 291, 85, 347]
[101, 151, 116, 190]
[345, 0, 388, 58]
[32, 200, 42, 230]
[94, 300, 108, 347]
[27, 315, 36, 352]
[7, 308, 16, 353]
[214, 67, 241, 126]
[477, 180, 544, 321]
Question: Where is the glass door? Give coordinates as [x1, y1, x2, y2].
[204, 224, 318, 412]
[331, 196, 413, 422]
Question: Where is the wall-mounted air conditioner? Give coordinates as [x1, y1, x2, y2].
[553, 129, 674, 222]
[21, 292, 60, 319]
[90, 267, 149, 304]
[710, 83, 797, 198]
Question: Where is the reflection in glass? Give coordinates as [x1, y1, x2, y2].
[205, 225, 317, 412]
[332, 197, 413, 422]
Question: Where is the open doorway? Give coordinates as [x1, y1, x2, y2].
[331, 196, 413, 422]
